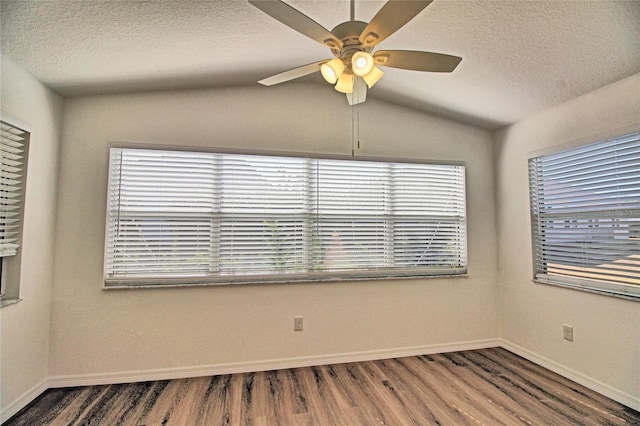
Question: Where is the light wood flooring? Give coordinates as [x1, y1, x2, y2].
[6, 347, 639, 425]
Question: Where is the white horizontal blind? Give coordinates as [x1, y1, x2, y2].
[310, 160, 389, 272]
[218, 155, 308, 275]
[391, 163, 467, 272]
[309, 160, 466, 275]
[106, 149, 218, 278]
[105, 148, 466, 286]
[0, 121, 29, 257]
[529, 132, 640, 298]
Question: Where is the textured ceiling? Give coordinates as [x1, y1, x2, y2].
[1, 0, 639, 129]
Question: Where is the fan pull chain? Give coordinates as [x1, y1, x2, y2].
[351, 105, 354, 156]
[357, 109, 360, 150]
[351, 105, 361, 157]
[351, 105, 356, 156]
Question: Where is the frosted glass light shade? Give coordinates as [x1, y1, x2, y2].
[362, 66, 384, 88]
[320, 58, 345, 84]
[335, 72, 354, 93]
[352, 52, 374, 77]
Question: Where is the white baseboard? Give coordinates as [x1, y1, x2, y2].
[0, 378, 48, 424]
[500, 339, 640, 412]
[48, 338, 501, 388]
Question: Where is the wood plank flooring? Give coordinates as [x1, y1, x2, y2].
[6, 348, 639, 425]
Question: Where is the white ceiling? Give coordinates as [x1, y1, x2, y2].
[1, 0, 639, 129]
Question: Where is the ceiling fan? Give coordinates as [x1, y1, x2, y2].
[248, 0, 462, 105]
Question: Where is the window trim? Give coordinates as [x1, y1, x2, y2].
[104, 142, 468, 289]
[528, 130, 640, 301]
[108, 141, 466, 169]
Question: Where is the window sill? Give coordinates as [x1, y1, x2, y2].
[0, 298, 23, 308]
[532, 277, 639, 302]
[104, 273, 469, 290]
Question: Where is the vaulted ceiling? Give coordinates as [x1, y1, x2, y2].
[2, 0, 639, 129]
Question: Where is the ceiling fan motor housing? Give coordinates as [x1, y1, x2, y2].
[329, 21, 373, 65]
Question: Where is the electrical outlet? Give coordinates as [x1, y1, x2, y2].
[294, 316, 303, 332]
[563, 324, 574, 342]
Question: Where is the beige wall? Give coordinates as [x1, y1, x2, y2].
[48, 83, 499, 380]
[0, 56, 63, 420]
[495, 73, 640, 407]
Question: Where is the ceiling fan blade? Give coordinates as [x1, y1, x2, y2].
[373, 50, 461, 72]
[359, 0, 432, 48]
[258, 60, 328, 86]
[249, 0, 342, 50]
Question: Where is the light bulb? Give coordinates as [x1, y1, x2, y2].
[351, 52, 374, 77]
[321, 58, 345, 84]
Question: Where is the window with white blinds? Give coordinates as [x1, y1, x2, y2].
[0, 117, 30, 303]
[105, 147, 467, 287]
[0, 120, 29, 258]
[529, 132, 640, 299]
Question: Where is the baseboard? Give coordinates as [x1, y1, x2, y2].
[0, 378, 48, 424]
[48, 338, 501, 388]
[500, 339, 640, 412]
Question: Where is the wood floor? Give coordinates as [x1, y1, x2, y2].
[6, 348, 639, 425]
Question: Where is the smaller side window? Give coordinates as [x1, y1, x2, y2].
[528, 132, 640, 300]
[0, 116, 30, 305]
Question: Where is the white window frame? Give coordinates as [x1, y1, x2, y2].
[0, 112, 31, 306]
[104, 144, 468, 288]
[528, 131, 640, 300]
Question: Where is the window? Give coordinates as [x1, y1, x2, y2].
[0, 116, 30, 304]
[529, 132, 640, 299]
[105, 147, 467, 287]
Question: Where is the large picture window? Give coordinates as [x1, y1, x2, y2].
[105, 147, 467, 287]
[529, 132, 640, 299]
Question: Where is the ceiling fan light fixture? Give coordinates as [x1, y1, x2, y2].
[335, 72, 354, 93]
[352, 51, 374, 77]
[362, 66, 384, 88]
[249, 0, 462, 106]
[321, 58, 345, 84]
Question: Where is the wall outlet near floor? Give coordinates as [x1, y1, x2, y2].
[563, 324, 574, 342]
[294, 316, 303, 332]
